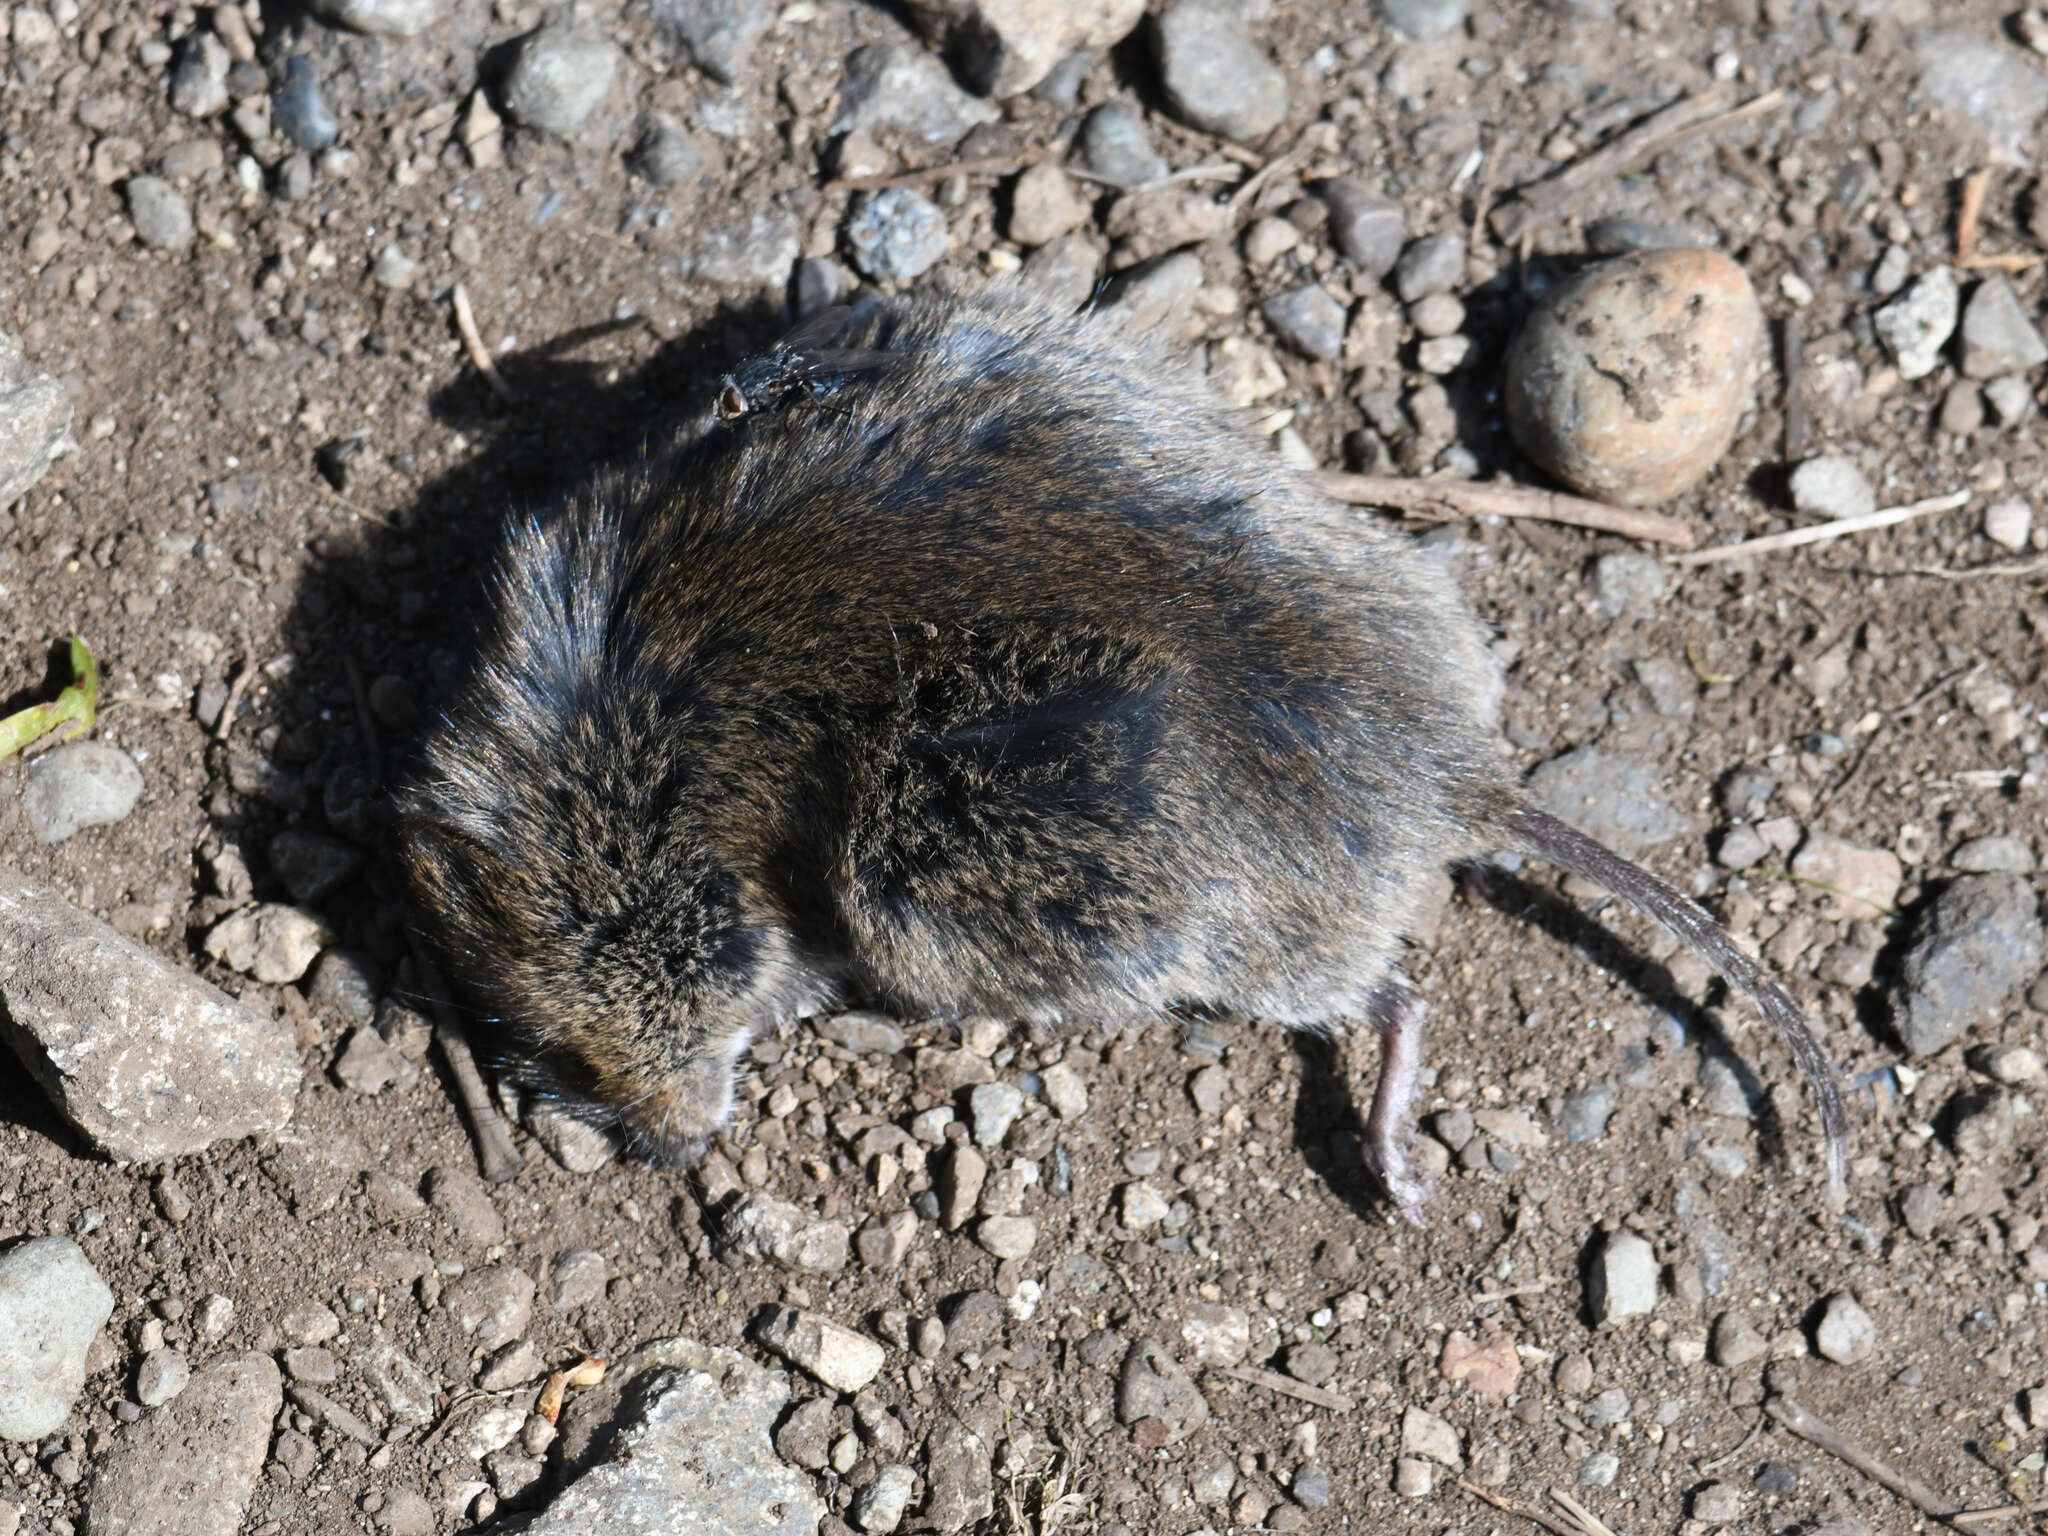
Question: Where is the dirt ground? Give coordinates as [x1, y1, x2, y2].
[2, 0, 2047, 1531]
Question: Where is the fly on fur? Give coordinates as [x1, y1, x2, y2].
[712, 305, 901, 424]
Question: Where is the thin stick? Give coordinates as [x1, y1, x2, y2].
[1547, 1486, 1621, 1536]
[1956, 168, 1990, 264]
[1454, 1479, 1582, 1536]
[1669, 489, 1970, 565]
[1959, 251, 2046, 272]
[451, 282, 519, 403]
[1491, 88, 1783, 241]
[1226, 127, 1319, 220]
[1318, 471, 1698, 549]
[1066, 161, 1239, 191]
[409, 937, 523, 1185]
[1471, 1279, 1551, 1306]
[1954, 1497, 2048, 1525]
[1699, 1413, 1765, 1473]
[1208, 1364, 1353, 1412]
[1782, 309, 1809, 461]
[1762, 1395, 1959, 1520]
[1906, 554, 2048, 580]
[214, 658, 257, 741]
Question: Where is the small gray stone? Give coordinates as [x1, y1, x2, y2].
[682, 210, 800, 292]
[526, 1100, 617, 1173]
[1716, 824, 1768, 871]
[974, 1215, 1037, 1260]
[1710, 1310, 1765, 1368]
[794, 256, 854, 320]
[755, 1308, 886, 1394]
[969, 1081, 1025, 1145]
[135, 1347, 191, 1406]
[125, 175, 193, 252]
[1292, 1461, 1332, 1509]
[305, 948, 377, 1023]
[267, 828, 363, 904]
[0, 1239, 112, 1441]
[1788, 454, 1875, 520]
[1393, 232, 1465, 302]
[1949, 1084, 2016, 1161]
[908, 0, 1144, 98]
[0, 333, 73, 510]
[923, 1416, 994, 1531]
[1380, 0, 1467, 40]
[1897, 1182, 1943, 1238]
[725, 1195, 850, 1274]
[1985, 378, 2035, 427]
[1394, 1457, 1433, 1497]
[814, 1011, 904, 1055]
[1968, 1041, 2043, 1083]
[1697, 1055, 1758, 1119]
[204, 903, 334, 984]
[1400, 1405, 1462, 1467]
[1814, 1292, 1876, 1364]
[940, 1145, 987, 1230]
[853, 1463, 917, 1532]
[1589, 550, 1666, 620]
[1119, 1180, 1171, 1228]
[1008, 163, 1090, 246]
[1021, 233, 1102, 312]
[1177, 1302, 1250, 1366]
[85, 1353, 280, 1535]
[649, 0, 770, 84]
[1525, 747, 1689, 856]
[1262, 284, 1347, 361]
[774, 1397, 837, 1470]
[282, 1346, 337, 1385]
[625, 112, 702, 188]
[1583, 1386, 1630, 1424]
[446, 1267, 536, 1351]
[168, 32, 229, 117]
[22, 743, 142, 844]
[1961, 274, 2048, 378]
[1, 873, 300, 1160]
[831, 43, 999, 145]
[857, 1211, 919, 1269]
[549, 1249, 607, 1311]
[1588, 1230, 1657, 1323]
[304, 0, 444, 36]
[370, 244, 416, 291]
[333, 1024, 418, 1095]
[1152, 0, 1288, 142]
[1558, 1087, 1613, 1143]
[1078, 101, 1168, 186]
[1874, 267, 1959, 382]
[1894, 875, 2044, 1055]
[1115, 1340, 1208, 1442]
[1587, 216, 1700, 254]
[513, 1343, 823, 1534]
[501, 26, 618, 135]
[847, 188, 950, 282]
[1105, 251, 1203, 332]
[273, 55, 338, 151]
[1954, 834, 2035, 873]
[1917, 29, 2048, 164]
[1692, 1482, 1742, 1523]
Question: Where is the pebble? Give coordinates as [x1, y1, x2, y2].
[1178, 1302, 1251, 1366]
[1392, 233, 1465, 302]
[1021, 234, 1101, 311]
[1960, 274, 2048, 378]
[1285, 1341, 1339, 1386]
[1893, 875, 2044, 1055]
[1697, 1055, 1758, 1120]
[1717, 824, 1767, 870]
[1950, 1085, 2016, 1161]
[22, 743, 142, 844]
[1525, 747, 1689, 856]
[1693, 1482, 1742, 1523]
[333, 1024, 418, 1095]
[3, 871, 300, 1160]
[1119, 1180, 1171, 1228]
[86, 1354, 280, 1536]
[1262, 284, 1347, 361]
[1293, 1462, 1332, 1509]
[1410, 292, 1465, 339]
[1103, 187, 1225, 263]
[847, 187, 950, 282]
[1790, 834, 1902, 920]
[283, 1346, 338, 1385]
[923, 1416, 995, 1531]
[1417, 335, 1471, 374]
[1242, 216, 1299, 267]
[975, 1215, 1037, 1259]
[941, 1146, 987, 1230]
[1955, 834, 2036, 873]
[135, 1347, 192, 1406]
[725, 1195, 850, 1274]
[445, 1266, 536, 1350]
[168, 32, 229, 117]
[305, 949, 377, 1022]
[831, 43, 999, 145]
[1008, 164, 1091, 247]
[1078, 101, 1168, 186]
[756, 1308, 886, 1393]
[1105, 251, 1204, 332]
[968, 1081, 1025, 1146]
[624, 112, 699, 188]
[1152, 0, 1288, 141]
[1814, 1293, 1877, 1364]
[204, 903, 334, 984]
[549, 1249, 607, 1311]
[1039, 1060, 1088, 1118]
[428, 1164, 506, 1246]
[370, 243, 417, 291]
[1986, 375, 2034, 424]
[852, 1464, 917, 1533]
[502, 26, 618, 134]
[1874, 267, 1959, 381]
[1587, 216, 1699, 253]
[1788, 454, 1876, 521]
[1321, 180, 1404, 278]
[124, 175, 194, 251]
[1942, 379, 1986, 436]
[857, 1211, 919, 1269]
[1589, 550, 1667, 620]
[1381, 0, 1467, 39]
[0, 1239, 112, 1441]
[1505, 248, 1764, 506]
[1898, 1183, 1943, 1239]
[273, 56, 338, 151]
[910, 0, 1143, 96]
[1400, 1405, 1463, 1467]
[1579, 1452, 1620, 1487]
[0, 332, 72, 508]
[526, 1100, 617, 1173]
[304, 0, 444, 35]
[1115, 1340, 1209, 1444]
[682, 211, 800, 292]
[1710, 1311, 1764, 1368]
[651, 0, 771, 85]
[512, 1342, 822, 1534]
[1916, 30, 2048, 164]
[1589, 1230, 1658, 1323]
[1984, 496, 2034, 551]
[1558, 1087, 1613, 1142]
[1394, 1458, 1432, 1497]
[267, 828, 363, 904]
[1583, 1386, 1631, 1424]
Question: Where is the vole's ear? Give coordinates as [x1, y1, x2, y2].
[397, 818, 524, 952]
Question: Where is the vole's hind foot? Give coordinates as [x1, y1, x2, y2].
[1360, 979, 1430, 1220]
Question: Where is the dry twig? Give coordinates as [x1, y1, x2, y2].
[452, 282, 520, 403]
[827, 151, 1048, 194]
[409, 938, 524, 1184]
[1489, 88, 1783, 242]
[1957, 167, 1991, 264]
[1318, 472, 1698, 549]
[1669, 489, 1971, 566]
[1548, 1485, 1621, 1536]
[214, 657, 257, 742]
[1906, 554, 2048, 580]
[1763, 1395, 1959, 1520]
[1953, 1497, 2048, 1525]
[1226, 126, 1322, 220]
[1699, 1413, 1766, 1473]
[1209, 1364, 1354, 1412]
[1454, 1478, 1582, 1536]
[1471, 1279, 1552, 1306]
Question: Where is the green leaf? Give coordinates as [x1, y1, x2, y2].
[0, 635, 99, 763]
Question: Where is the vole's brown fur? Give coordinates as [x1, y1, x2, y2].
[400, 285, 1845, 1211]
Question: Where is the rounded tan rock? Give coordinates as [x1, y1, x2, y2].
[1505, 248, 1765, 507]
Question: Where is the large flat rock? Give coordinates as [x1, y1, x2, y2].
[84, 1352, 281, 1536]
[0, 869, 301, 1161]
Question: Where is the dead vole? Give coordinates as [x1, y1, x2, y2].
[399, 285, 1846, 1212]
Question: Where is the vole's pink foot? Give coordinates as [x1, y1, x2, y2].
[1362, 979, 1430, 1220]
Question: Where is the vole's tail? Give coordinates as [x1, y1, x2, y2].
[1504, 800, 1848, 1207]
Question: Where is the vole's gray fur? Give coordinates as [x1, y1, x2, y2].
[399, 285, 1846, 1212]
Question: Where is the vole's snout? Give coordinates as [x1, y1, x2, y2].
[611, 1055, 742, 1170]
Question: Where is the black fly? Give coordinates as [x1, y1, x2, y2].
[713, 305, 901, 425]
